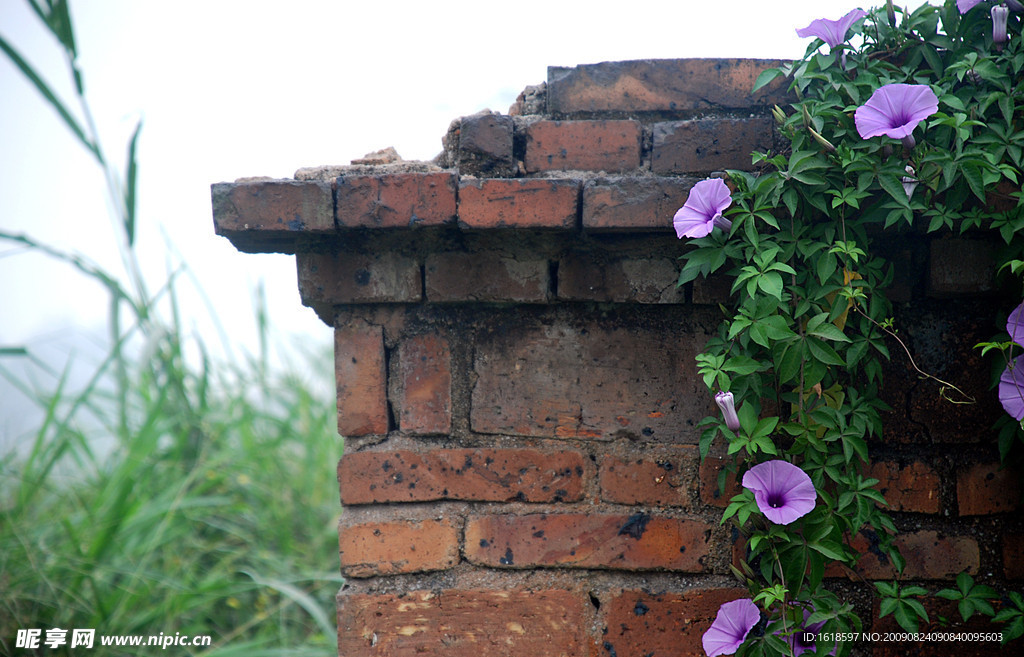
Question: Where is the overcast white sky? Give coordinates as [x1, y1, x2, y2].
[0, 0, 859, 369]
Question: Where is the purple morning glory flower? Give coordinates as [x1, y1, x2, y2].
[957, 0, 984, 11]
[999, 355, 1024, 421]
[673, 178, 733, 239]
[702, 598, 760, 656]
[993, 4, 1010, 44]
[1007, 301, 1024, 345]
[854, 83, 939, 149]
[796, 8, 867, 50]
[715, 391, 741, 431]
[742, 460, 817, 525]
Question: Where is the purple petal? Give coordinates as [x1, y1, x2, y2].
[999, 355, 1024, 421]
[796, 9, 866, 48]
[673, 178, 733, 239]
[673, 205, 715, 238]
[742, 460, 817, 525]
[958, 0, 984, 12]
[855, 84, 939, 140]
[702, 598, 760, 656]
[1007, 301, 1024, 345]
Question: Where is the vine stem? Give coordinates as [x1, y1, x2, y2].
[854, 305, 976, 404]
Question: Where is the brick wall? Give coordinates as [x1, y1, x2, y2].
[211, 58, 1023, 657]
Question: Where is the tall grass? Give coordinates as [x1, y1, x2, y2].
[0, 3, 342, 655]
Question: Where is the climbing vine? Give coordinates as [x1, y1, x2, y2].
[680, 2, 1024, 655]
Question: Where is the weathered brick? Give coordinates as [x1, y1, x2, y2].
[546, 59, 792, 114]
[582, 177, 693, 231]
[335, 323, 388, 436]
[211, 179, 333, 252]
[602, 588, 748, 657]
[524, 120, 641, 173]
[699, 454, 742, 508]
[867, 460, 941, 514]
[558, 252, 684, 303]
[297, 251, 421, 306]
[691, 273, 734, 305]
[651, 118, 772, 174]
[928, 237, 997, 297]
[464, 513, 713, 571]
[471, 319, 711, 440]
[599, 446, 697, 507]
[458, 178, 579, 229]
[424, 251, 549, 302]
[457, 112, 515, 177]
[837, 529, 979, 580]
[957, 461, 1022, 516]
[1004, 534, 1024, 579]
[396, 334, 451, 435]
[338, 448, 587, 504]
[337, 589, 590, 657]
[335, 172, 457, 228]
[338, 518, 460, 578]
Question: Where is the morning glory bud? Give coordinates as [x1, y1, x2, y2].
[901, 165, 918, 199]
[993, 4, 1010, 46]
[1006, 0, 1023, 13]
[714, 391, 741, 431]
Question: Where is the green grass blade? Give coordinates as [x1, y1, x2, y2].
[124, 120, 142, 246]
[0, 33, 99, 163]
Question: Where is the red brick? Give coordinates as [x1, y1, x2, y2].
[471, 319, 709, 440]
[651, 118, 772, 174]
[835, 530, 979, 580]
[602, 588, 748, 657]
[547, 58, 792, 113]
[424, 251, 549, 302]
[464, 513, 713, 571]
[581, 177, 693, 231]
[867, 460, 941, 514]
[698, 455, 742, 508]
[396, 334, 451, 434]
[458, 178, 579, 229]
[337, 589, 590, 657]
[599, 446, 698, 506]
[335, 323, 388, 436]
[557, 253, 684, 304]
[338, 518, 460, 577]
[335, 172, 457, 228]
[524, 120, 641, 173]
[1004, 534, 1024, 579]
[338, 448, 587, 504]
[211, 180, 333, 252]
[928, 237, 997, 297]
[297, 251, 421, 306]
[957, 462, 1022, 516]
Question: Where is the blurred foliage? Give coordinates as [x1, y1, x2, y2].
[0, 2, 342, 655]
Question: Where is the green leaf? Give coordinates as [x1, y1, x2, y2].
[808, 322, 850, 343]
[806, 336, 845, 366]
[757, 272, 785, 300]
[723, 356, 764, 376]
[752, 67, 785, 93]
